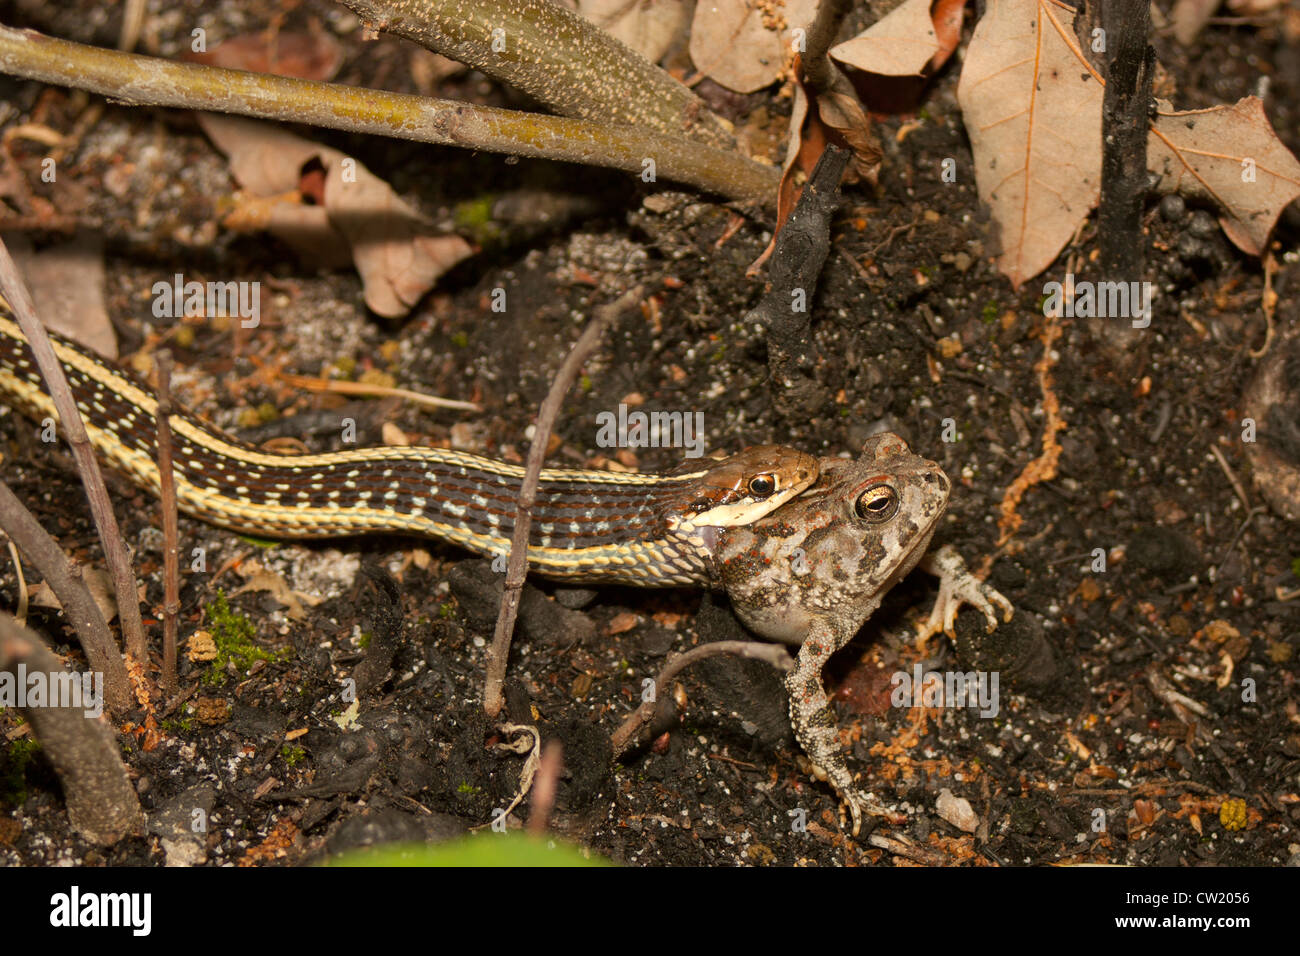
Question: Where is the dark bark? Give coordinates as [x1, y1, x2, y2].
[748, 146, 850, 420]
[0, 612, 144, 844]
[1096, 0, 1154, 283]
[0, 479, 131, 714]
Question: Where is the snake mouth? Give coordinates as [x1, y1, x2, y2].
[694, 525, 721, 552]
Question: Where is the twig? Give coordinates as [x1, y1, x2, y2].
[609, 640, 795, 757]
[338, 0, 735, 149]
[866, 831, 946, 866]
[0, 480, 130, 713]
[117, 0, 146, 52]
[0, 611, 144, 843]
[154, 350, 180, 697]
[0, 236, 148, 664]
[482, 286, 644, 718]
[1208, 443, 1251, 511]
[0, 24, 778, 206]
[3, 536, 28, 625]
[1248, 251, 1277, 360]
[1212, 504, 1265, 580]
[800, 0, 853, 94]
[526, 740, 563, 837]
[268, 365, 482, 412]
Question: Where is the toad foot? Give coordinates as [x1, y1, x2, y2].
[915, 545, 1014, 645]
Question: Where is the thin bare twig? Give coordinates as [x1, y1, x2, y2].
[0, 236, 148, 663]
[1208, 443, 1251, 511]
[3, 536, 27, 625]
[0, 611, 144, 843]
[154, 350, 180, 697]
[269, 366, 482, 412]
[0, 480, 131, 713]
[800, 0, 853, 94]
[527, 740, 563, 836]
[482, 286, 643, 718]
[866, 831, 946, 865]
[610, 640, 795, 757]
[0, 24, 779, 206]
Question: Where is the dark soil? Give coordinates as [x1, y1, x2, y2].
[0, 0, 1296, 867]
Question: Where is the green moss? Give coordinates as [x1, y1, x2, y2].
[981, 301, 1000, 324]
[1, 738, 42, 807]
[452, 196, 501, 245]
[358, 630, 372, 649]
[281, 745, 307, 767]
[201, 590, 289, 686]
[1290, 557, 1300, 578]
[161, 710, 195, 734]
[450, 331, 469, 349]
[457, 781, 481, 796]
[438, 601, 456, 620]
[579, 373, 593, 393]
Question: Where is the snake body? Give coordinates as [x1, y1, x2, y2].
[0, 309, 817, 585]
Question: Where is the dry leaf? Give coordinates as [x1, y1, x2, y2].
[230, 561, 324, 621]
[929, 0, 966, 72]
[1170, 0, 1221, 46]
[957, 0, 1103, 287]
[754, 52, 880, 272]
[689, 0, 819, 94]
[1148, 96, 1300, 256]
[186, 29, 343, 81]
[831, 0, 941, 77]
[199, 114, 473, 317]
[577, 0, 690, 63]
[815, 78, 883, 183]
[2, 231, 115, 358]
[29, 566, 117, 623]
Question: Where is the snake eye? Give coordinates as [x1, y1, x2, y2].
[855, 484, 898, 522]
[747, 473, 776, 499]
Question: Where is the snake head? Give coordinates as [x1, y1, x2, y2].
[669, 445, 819, 532]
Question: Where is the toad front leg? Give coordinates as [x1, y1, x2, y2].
[915, 545, 1015, 644]
[787, 619, 894, 835]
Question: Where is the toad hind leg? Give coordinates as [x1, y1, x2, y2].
[785, 621, 892, 836]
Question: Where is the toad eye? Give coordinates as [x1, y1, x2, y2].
[689, 496, 713, 513]
[855, 485, 898, 522]
[747, 473, 777, 499]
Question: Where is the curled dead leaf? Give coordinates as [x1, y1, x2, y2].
[1148, 96, 1300, 256]
[199, 114, 473, 318]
